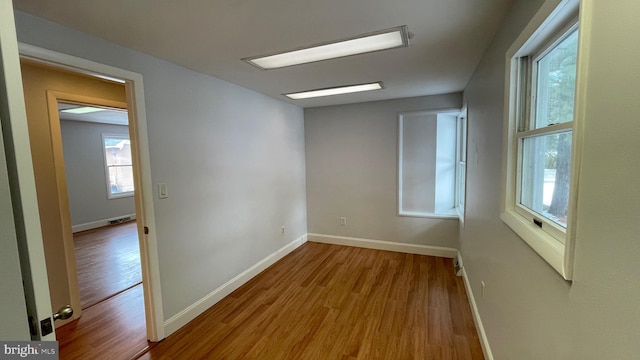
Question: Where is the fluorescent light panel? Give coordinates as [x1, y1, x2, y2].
[285, 82, 383, 100]
[61, 106, 106, 114]
[244, 26, 408, 70]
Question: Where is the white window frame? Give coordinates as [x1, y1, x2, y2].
[102, 133, 134, 199]
[501, 0, 584, 280]
[455, 106, 468, 225]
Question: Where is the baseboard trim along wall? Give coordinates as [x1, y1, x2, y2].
[163, 234, 308, 336]
[71, 213, 137, 233]
[461, 266, 494, 360]
[307, 233, 458, 258]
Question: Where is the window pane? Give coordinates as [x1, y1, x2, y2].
[520, 131, 572, 227]
[104, 137, 132, 166]
[534, 30, 578, 129]
[108, 165, 135, 194]
[400, 114, 438, 214]
[457, 161, 466, 208]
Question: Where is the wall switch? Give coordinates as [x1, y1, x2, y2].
[158, 183, 168, 199]
[340, 217, 347, 226]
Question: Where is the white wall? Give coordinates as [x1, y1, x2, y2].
[14, 11, 307, 321]
[60, 120, 135, 227]
[461, 0, 640, 359]
[305, 94, 461, 248]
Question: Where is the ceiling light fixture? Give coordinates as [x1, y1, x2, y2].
[244, 26, 409, 70]
[61, 106, 106, 114]
[285, 82, 383, 100]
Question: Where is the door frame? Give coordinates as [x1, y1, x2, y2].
[19, 43, 165, 341]
[45, 91, 131, 322]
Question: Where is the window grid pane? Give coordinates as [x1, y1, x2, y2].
[520, 131, 572, 227]
[534, 29, 578, 129]
[103, 135, 134, 196]
[108, 165, 135, 195]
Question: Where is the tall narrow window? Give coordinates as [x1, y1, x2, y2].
[103, 134, 134, 198]
[502, 0, 580, 279]
[455, 107, 467, 222]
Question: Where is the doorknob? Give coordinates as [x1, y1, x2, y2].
[53, 305, 73, 321]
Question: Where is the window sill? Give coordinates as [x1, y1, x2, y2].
[108, 192, 134, 200]
[398, 211, 459, 220]
[500, 210, 570, 280]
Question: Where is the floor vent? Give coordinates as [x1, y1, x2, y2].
[109, 216, 132, 225]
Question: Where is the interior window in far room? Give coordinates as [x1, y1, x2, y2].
[103, 134, 134, 198]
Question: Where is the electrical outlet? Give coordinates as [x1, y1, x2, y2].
[340, 217, 347, 226]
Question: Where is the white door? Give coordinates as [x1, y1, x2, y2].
[0, 0, 56, 341]
[0, 119, 30, 340]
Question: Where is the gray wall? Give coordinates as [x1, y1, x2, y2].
[15, 11, 307, 320]
[461, 0, 640, 359]
[60, 120, 135, 227]
[305, 94, 461, 248]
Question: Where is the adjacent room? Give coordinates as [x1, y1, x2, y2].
[1, 0, 638, 359]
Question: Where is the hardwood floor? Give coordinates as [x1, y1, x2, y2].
[57, 284, 148, 360]
[57, 222, 147, 359]
[74, 221, 142, 308]
[139, 242, 483, 360]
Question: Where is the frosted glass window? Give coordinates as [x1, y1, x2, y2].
[398, 110, 461, 218]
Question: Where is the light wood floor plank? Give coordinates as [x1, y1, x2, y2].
[139, 242, 484, 359]
[57, 284, 147, 360]
[73, 221, 142, 309]
[58, 223, 148, 359]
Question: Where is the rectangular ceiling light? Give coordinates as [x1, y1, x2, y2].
[244, 26, 409, 70]
[285, 82, 383, 100]
[61, 106, 106, 114]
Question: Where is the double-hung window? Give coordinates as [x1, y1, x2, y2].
[102, 134, 134, 199]
[502, 0, 581, 279]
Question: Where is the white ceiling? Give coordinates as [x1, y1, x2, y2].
[13, 0, 515, 108]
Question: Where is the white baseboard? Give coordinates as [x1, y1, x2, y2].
[461, 266, 493, 360]
[163, 234, 308, 336]
[72, 213, 137, 233]
[307, 233, 458, 258]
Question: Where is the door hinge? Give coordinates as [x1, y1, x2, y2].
[144, 226, 149, 235]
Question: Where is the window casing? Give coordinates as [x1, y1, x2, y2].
[102, 133, 134, 199]
[502, 0, 582, 280]
[515, 25, 578, 242]
[455, 107, 467, 223]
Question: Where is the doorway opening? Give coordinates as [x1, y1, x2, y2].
[57, 102, 142, 310]
[17, 42, 164, 350]
[20, 59, 151, 357]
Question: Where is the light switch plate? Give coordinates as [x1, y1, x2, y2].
[158, 183, 168, 199]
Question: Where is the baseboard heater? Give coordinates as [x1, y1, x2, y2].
[108, 216, 133, 225]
